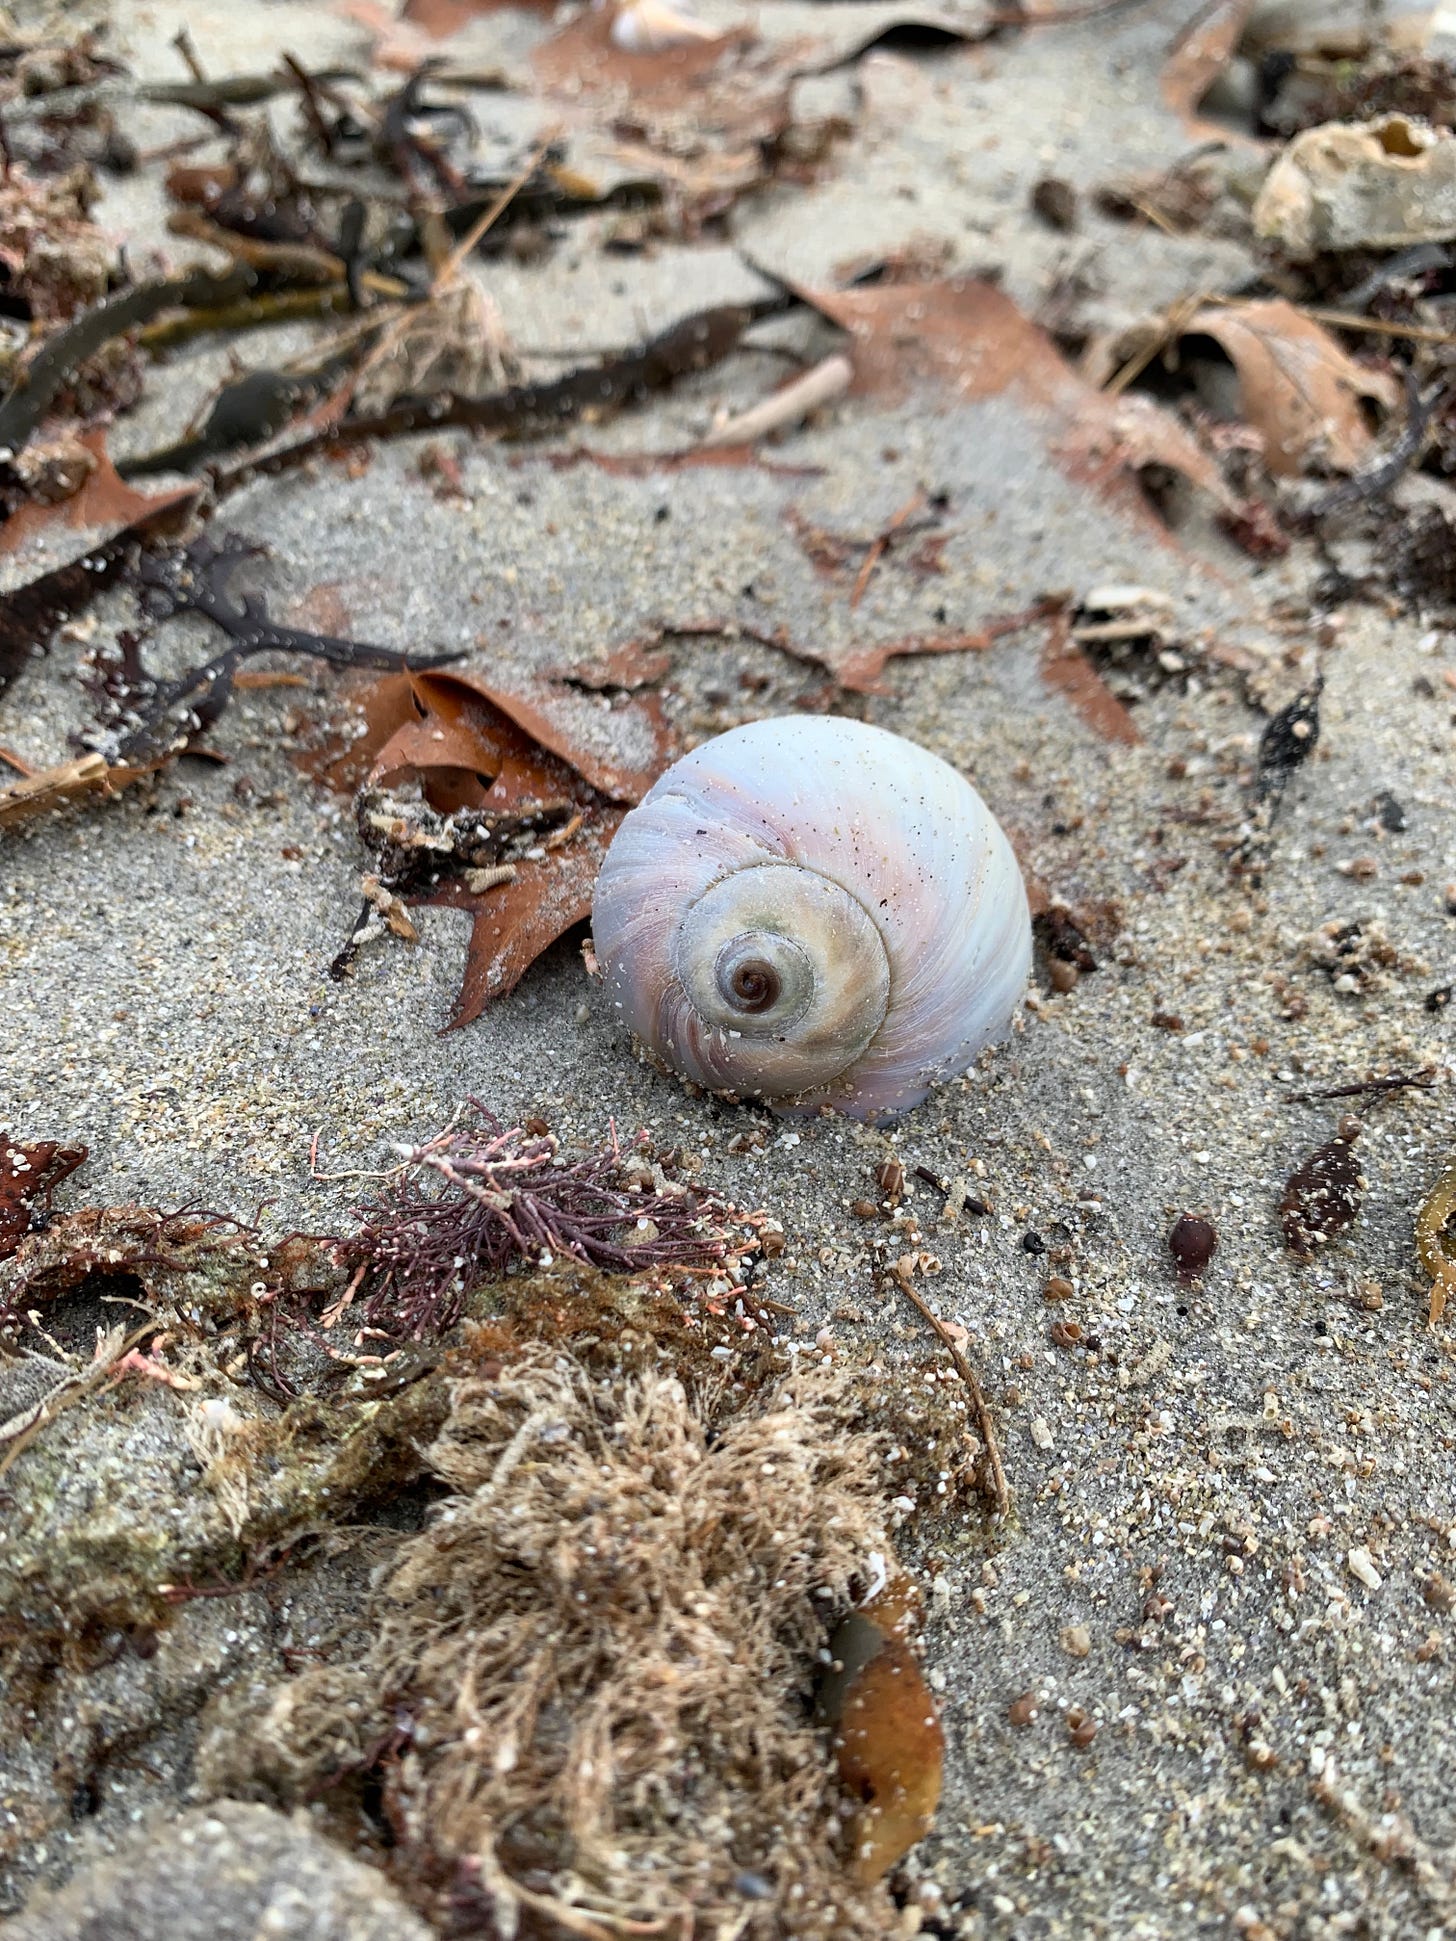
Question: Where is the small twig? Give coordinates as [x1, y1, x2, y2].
[1103, 290, 1208, 397]
[886, 1263, 1009, 1517]
[281, 51, 338, 157]
[850, 491, 926, 610]
[308, 1128, 408, 1185]
[0, 1321, 158, 1481]
[435, 136, 556, 287]
[700, 352, 851, 452]
[1284, 1068, 1439, 1106]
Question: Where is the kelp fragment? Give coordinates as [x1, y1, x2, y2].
[220, 294, 787, 491]
[0, 265, 254, 459]
[816, 1568, 943, 1884]
[92, 531, 457, 766]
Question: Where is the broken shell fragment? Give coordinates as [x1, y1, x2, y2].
[607, 0, 721, 53]
[1254, 115, 1456, 260]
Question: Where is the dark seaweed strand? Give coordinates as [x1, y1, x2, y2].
[0, 265, 256, 456]
[108, 532, 459, 762]
[214, 293, 792, 497]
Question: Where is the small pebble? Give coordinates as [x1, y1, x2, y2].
[1168, 1212, 1217, 1281]
[1008, 1691, 1039, 1726]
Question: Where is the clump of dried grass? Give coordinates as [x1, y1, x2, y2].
[213, 1338, 928, 1938]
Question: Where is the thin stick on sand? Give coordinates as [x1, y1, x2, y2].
[887, 1259, 1010, 1518]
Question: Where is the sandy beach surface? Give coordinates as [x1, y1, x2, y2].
[2, 0, 1455, 1934]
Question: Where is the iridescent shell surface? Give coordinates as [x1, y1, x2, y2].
[590, 716, 1031, 1122]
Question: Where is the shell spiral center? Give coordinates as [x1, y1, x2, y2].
[669, 862, 891, 1098]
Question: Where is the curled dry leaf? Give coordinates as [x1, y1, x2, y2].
[322, 670, 643, 1025]
[1281, 1116, 1365, 1260]
[797, 277, 1255, 704]
[0, 1137, 87, 1261]
[1160, 0, 1258, 139]
[1185, 302, 1399, 477]
[816, 1566, 943, 1883]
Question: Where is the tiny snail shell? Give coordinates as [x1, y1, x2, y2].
[590, 716, 1031, 1123]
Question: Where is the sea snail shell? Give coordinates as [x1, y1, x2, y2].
[590, 716, 1031, 1123]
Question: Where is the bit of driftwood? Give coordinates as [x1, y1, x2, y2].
[120, 334, 376, 478]
[1283, 1068, 1438, 1106]
[0, 751, 158, 831]
[700, 351, 851, 450]
[885, 1256, 1008, 1517]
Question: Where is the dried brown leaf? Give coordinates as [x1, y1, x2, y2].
[317, 671, 639, 1022]
[818, 1570, 943, 1883]
[532, 2, 747, 95]
[804, 278, 1236, 512]
[0, 430, 196, 560]
[0, 1137, 87, 1263]
[1160, 0, 1258, 138]
[1186, 301, 1399, 477]
[402, 0, 559, 30]
[426, 809, 621, 1024]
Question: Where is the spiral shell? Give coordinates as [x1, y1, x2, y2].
[590, 716, 1031, 1122]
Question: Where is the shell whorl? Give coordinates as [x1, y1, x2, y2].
[590, 716, 1031, 1122]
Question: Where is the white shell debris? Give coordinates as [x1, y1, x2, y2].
[608, 0, 720, 54]
[1346, 1546, 1383, 1592]
[1254, 115, 1456, 260]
